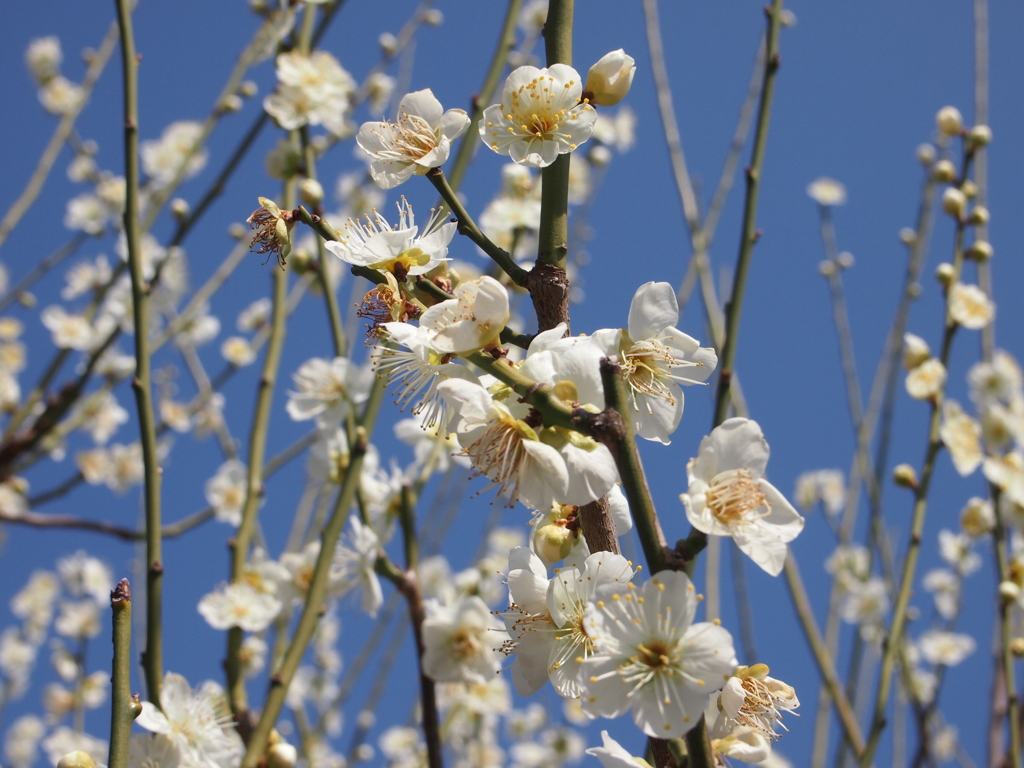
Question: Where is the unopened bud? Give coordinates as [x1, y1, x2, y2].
[935, 262, 955, 288]
[589, 145, 612, 167]
[19, 292, 36, 309]
[902, 333, 931, 370]
[818, 260, 836, 277]
[422, 8, 443, 25]
[907, 282, 923, 299]
[1012, 638, 1024, 657]
[941, 187, 966, 219]
[999, 581, 1021, 602]
[299, 178, 324, 207]
[916, 143, 936, 166]
[899, 227, 917, 246]
[967, 240, 993, 262]
[357, 710, 376, 729]
[268, 743, 298, 768]
[932, 159, 957, 183]
[355, 744, 375, 762]
[221, 94, 243, 113]
[584, 50, 636, 107]
[239, 80, 258, 98]
[289, 248, 314, 275]
[968, 125, 992, 148]
[893, 463, 918, 488]
[960, 180, 978, 199]
[57, 752, 95, 768]
[936, 106, 963, 136]
[534, 523, 575, 565]
[379, 32, 398, 55]
[229, 222, 247, 240]
[837, 251, 855, 270]
[170, 198, 190, 220]
[968, 205, 990, 226]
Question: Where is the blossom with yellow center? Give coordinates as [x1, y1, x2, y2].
[480, 64, 598, 167]
[681, 418, 804, 576]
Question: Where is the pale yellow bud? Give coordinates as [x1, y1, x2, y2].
[170, 198, 190, 220]
[534, 523, 575, 566]
[902, 333, 931, 370]
[961, 180, 978, 198]
[916, 143, 936, 166]
[967, 240, 993, 262]
[932, 159, 957, 183]
[239, 80, 258, 98]
[936, 106, 963, 136]
[585, 50, 636, 107]
[837, 251, 855, 270]
[893, 464, 918, 488]
[968, 206, 990, 226]
[221, 94, 243, 113]
[1012, 638, 1024, 656]
[299, 178, 324, 207]
[935, 262, 955, 287]
[968, 125, 992, 147]
[1000, 581, 1021, 603]
[422, 9, 444, 26]
[268, 743, 298, 768]
[818, 260, 836, 278]
[57, 752, 95, 768]
[899, 227, 917, 246]
[379, 32, 398, 55]
[941, 188, 966, 218]
[229, 222, 247, 240]
[961, 497, 995, 537]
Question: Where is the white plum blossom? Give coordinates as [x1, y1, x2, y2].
[141, 121, 208, 186]
[584, 50, 636, 107]
[325, 199, 455, 280]
[286, 356, 371, 427]
[480, 64, 598, 168]
[331, 517, 384, 617]
[422, 594, 508, 683]
[197, 582, 282, 632]
[711, 665, 799, 743]
[41, 306, 95, 350]
[922, 569, 960, 620]
[681, 418, 804, 576]
[26, 36, 62, 83]
[793, 469, 846, 516]
[263, 50, 355, 134]
[902, 333, 932, 370]
[57, 551, 112, 603]
[939, 400, 982, 476]
[806, 177, 847, 207]
[593, 282, 717, 443]
[502, 547, 634, 698]
[438, 378, 568, 510]
[969, 350, 1022, 405]
[420, 275, 511, 355]
[585, 731, 651, 768]
[135, 672, 244, 768]
[917, 630, 976, 667]
[948, 283, 995, 330]
[204, 460, 249, 526]
[580, 570, 737, 738]
[221, 336, 256, 367]
[906, 358, 946, 400]
[357, 89, 470, 189]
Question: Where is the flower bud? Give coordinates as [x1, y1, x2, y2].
[916, 143, 936, 166]
[355, 744, 375, 762]
[289, 248, 314, 275]
[935, 262, 955, 288]
[907, 282, 922, 299]
[899, 227, 917, 246]
[968, 205, 990, 226]
[170, 198, 190, 220]
[239, 80, 258, 98]
[299, 178, 324, 207]
[57, 752, 95, 768]
[936, 106, 963, 136]
[960, 180, 978, 199]
[268, 743, 298, 768]
[837, 251, 855, 270]
[967, 240, 993, 262]
[902, 333, 931, 370]
[229, 222, 247, 240]
[585, 49, 636, 107]
[534, 523, 575, 565]
[941, 188, 966, 219]
[422, 9, 444, 26]
[932, 159, 956, 183]
[818, 260, 836, 277]
[357, 710, 376, 729]
[589, 145, 613, 167]
[893, 464, 918, 488]
[221, 94, 243, 113]
[999, 581, 1021, 603]
[19, 292, 36, 309]
[379, 32, 398, 55]
[968, 124, 992, 148]
[961, 497, 995, 537]
[1012, 638, 1024, 657]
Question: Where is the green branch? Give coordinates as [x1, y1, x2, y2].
[107, 579, 140, 768]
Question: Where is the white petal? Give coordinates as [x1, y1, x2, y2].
[628, 282, 679, 341]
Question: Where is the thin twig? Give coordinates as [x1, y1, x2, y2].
[106, 579, 140, 768]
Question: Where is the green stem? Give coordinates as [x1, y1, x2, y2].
[858, 150, 975, 768]
[114, 0, 164, 706]
[241, 380, 386, 768]
[712, 0, 784, 427]
[107, 579, 140, 768]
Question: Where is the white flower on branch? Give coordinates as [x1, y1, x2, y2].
[197, 582, 282, 632]
[422, 594, 508, 683]
[681, 418, 804, 576]
[501, 546, 634, 698]
[25, 36, 62, 84]
[905, 358, 946, 401]
[948, 282, 995, 330]
[286, 356, 372, 428]
[325, 198, 455, 281]
[136, 672, 243, 768]
[420, 275, 511, 355]
[141, 121, 208, 187]
[923, 569, 960, 620]
[917, 630, 976, 667]
[593, 282, 717, 444]
[204, 460, 248, 526]
[580, 570, 737, 738]
[41, 306, 96, 351]
[56, 551, 112, 604]
[357, 89, 470, 189]
[711, 664, 800, 743]
[331, 517, 383, 617]
[806, 177, 847, 207]
[438, 378, 568, 510]
[263, 50, 355, 134]
[584, 50, 636, 108]
[40, 729, 106, 768]
[480, 64, 598, 168]
[585, 731, 652, 768]
[939, 399, 982, 476]
[969, 350, 1022, 405]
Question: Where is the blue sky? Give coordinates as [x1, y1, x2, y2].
[2, 1, 1023, 766]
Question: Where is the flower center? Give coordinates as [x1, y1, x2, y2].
[706, 469, 767, 525]
[370, 113, 438, 162]
[465, 414, 536, 504]
[452, 628, 482, 660]
[636, 640, 675, 670]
